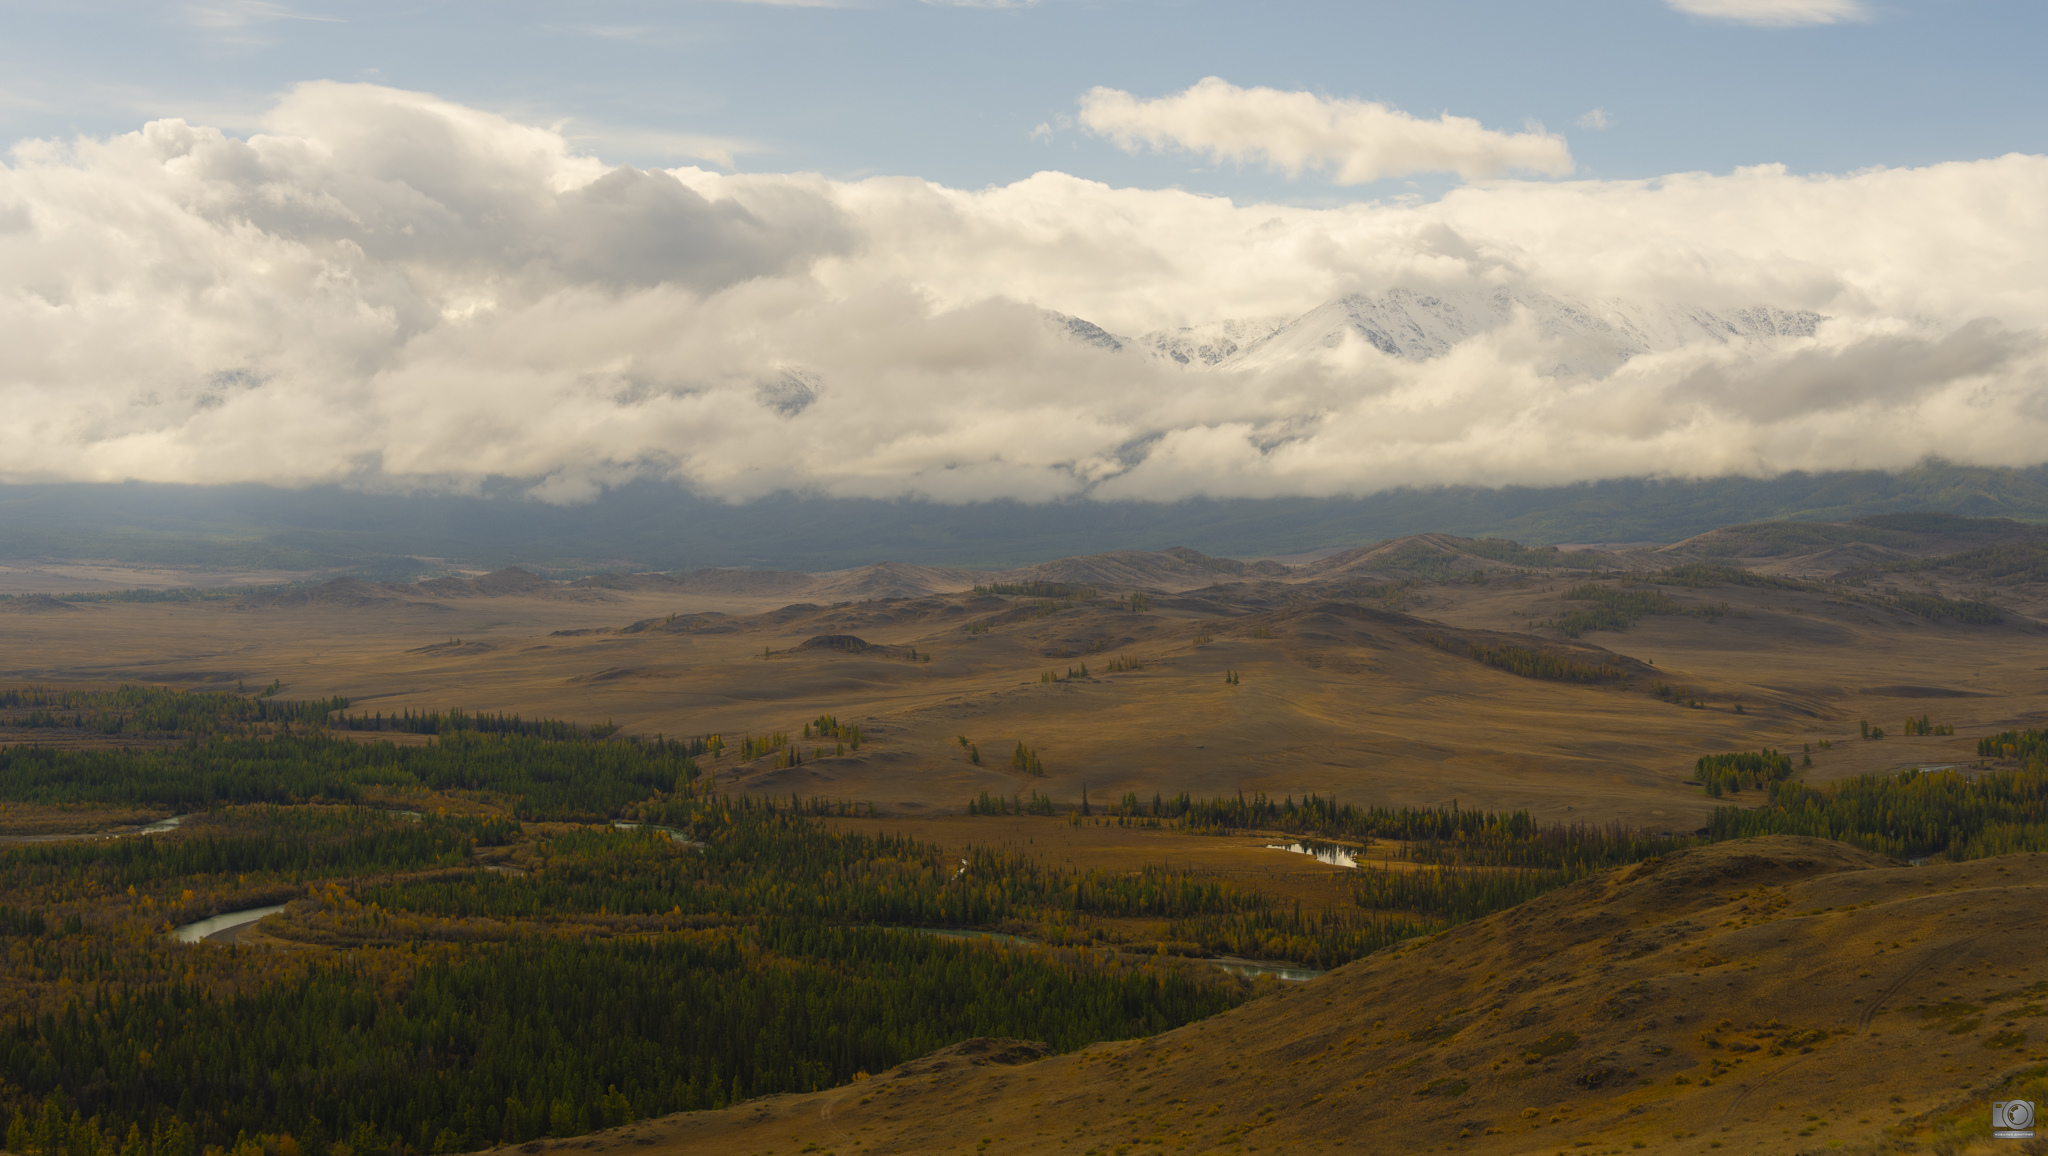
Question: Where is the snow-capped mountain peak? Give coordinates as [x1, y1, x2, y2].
[1227, 288, 1824, 378]
[1134, 317, 1290, 366]
[1047, 289, 1824, 380]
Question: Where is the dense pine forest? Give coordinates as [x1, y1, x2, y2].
[0, 785, 1249, 1155]
[0, 923, 1234, 1153]
[1709, 761, 2048, 860]
[0, 733, 702, 823]
[0, 685, 350, 736]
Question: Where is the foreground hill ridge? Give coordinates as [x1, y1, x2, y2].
[526, 838, 2048, 1156]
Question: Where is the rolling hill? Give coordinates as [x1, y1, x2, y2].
[565, 837, 2048, 1156]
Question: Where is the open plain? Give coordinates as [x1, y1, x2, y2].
[2, 518, 2041, 831]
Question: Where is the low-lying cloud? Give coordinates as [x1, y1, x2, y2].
[1, 82, 2045, 506]
[1077, 77, 1574, 183]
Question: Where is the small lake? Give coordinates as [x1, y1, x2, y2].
[170, 903, 288, 943]
[1264, 841, 1361, 868]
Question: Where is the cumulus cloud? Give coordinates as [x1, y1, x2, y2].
[1077, 77, 1574, 183]
[1576, 108, 1612, 130]
[1, 82, 2045, 506]
[1665, 0, 1868, 27]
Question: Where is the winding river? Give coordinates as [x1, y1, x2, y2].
[0, 813, 190, 846]
[170, 903, 289, 944]
[158, 823, 1322, 978]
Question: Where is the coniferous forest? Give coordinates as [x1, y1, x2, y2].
[0, 742, 1246, 1154]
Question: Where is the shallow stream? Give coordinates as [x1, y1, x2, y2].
[169, 903, 289, 943]
[0, 813, 189, 845]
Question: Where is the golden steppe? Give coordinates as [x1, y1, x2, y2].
[0, 533, 2039, 832]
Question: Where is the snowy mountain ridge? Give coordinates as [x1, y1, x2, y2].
[1136, 317, 1292, 367]
[1071, 288, 1826, 379]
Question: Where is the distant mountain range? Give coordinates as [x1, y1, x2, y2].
[0, 460, 2044, 581]
[19, 509, 2036, 622]
[1063, 287, 1825, 379]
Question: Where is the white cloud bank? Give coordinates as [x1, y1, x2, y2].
[1, 81, 2045, 506]
[1078, 77, 1574, 183]
[1665, 0, 1869, 27]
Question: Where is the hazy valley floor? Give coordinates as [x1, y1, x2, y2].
[0, 543, 2039, 831]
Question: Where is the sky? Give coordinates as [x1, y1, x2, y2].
[2, 0, 2046, 505]
[6, 1, 2047, 199]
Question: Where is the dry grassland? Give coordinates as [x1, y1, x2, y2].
[0, 568, 2039, 837]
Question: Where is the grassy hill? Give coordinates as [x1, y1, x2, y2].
[633, 837, 2048, 1156]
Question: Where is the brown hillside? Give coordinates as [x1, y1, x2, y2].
[416, 566, 584, 599]
[0, 594, 83, 614]
[1013, 547, 1285, 591]
[1659, 514, 2048, 579]
[805, 562, 986, 602]
[553, 837, 2048, 1156]
[235, 577, 424, 611]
